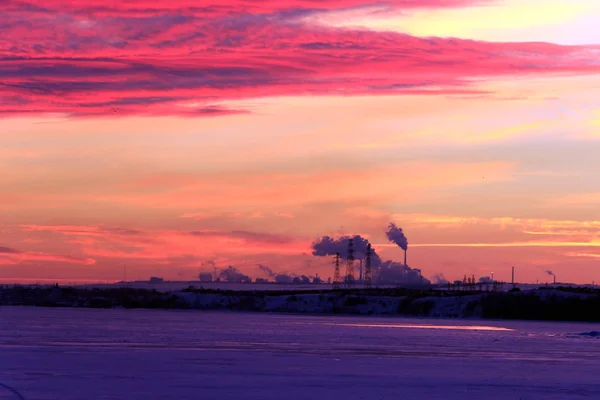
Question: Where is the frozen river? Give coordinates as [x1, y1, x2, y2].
[1, 307, 600, 399]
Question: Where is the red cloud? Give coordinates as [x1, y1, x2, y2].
[19, 225, 144, 237]
[1, 0, 599, 116]
[0, 244, 96, 265]
[16, 224, 308, 259]
[3, 0, 493, 15]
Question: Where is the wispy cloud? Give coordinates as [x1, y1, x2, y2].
[565, 251, 600, 258]
[181, 211, 264, 220]
[19, 224, 144, 237]
[0, 243, 96, 265]
[545, 192, 600, 206]
[14, 224, 310, 261]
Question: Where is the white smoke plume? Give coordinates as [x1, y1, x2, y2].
[258, 264, 276, 277]
[219, 266, 250, 283]
[385, 223, 408, 251]
[431, 273, 449, 285]
[374, 261, 429, 285]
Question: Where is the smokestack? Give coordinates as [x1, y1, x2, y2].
[511, 266, 514, 285]
[312, 235, 383, 267]
[545, 270, 555, 284]
[385, 223, 408, 263]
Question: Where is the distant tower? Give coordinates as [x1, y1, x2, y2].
[511, 266, 515, 287]
[332, 253, 341, 289]
[364, 243, 372, 289]
[345, 238, 355, 288]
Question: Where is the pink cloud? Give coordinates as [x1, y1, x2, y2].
[3, 1, 494, 16]
[19, 224, 144, 237]
[14, 224, 311, 262]
[0, 224, 314, 281]
[2, 1, 599, 116]
[5, 217, 600, 283]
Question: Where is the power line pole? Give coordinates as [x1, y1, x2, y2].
[332, 253, 341, 289]
[344, 238, 355, 288]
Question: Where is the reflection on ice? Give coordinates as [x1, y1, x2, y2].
[2, 308, 600, 400]
[577, 331, 600, 337]
[325, 323, 514, 331]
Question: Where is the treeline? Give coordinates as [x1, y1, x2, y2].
[0, 286, 181, 309]
[1, 285, 600, 322]
[480, 292, 600, 322]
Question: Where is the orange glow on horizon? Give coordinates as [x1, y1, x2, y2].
[2, 0, 600, 284]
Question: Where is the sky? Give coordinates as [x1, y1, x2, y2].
[1, 0, 600, 284]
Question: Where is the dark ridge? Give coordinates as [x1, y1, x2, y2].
[1, 285, 600, 322]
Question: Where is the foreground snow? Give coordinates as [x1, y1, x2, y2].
[1, 307, 600, 399]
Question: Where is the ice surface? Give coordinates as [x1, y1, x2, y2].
[1, 307, 600, 399]
[578, 331, 600, 337]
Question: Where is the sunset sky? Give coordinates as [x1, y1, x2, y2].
[2, 0, 600, 284]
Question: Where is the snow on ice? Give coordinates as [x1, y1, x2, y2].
[1, 307, 600, 399]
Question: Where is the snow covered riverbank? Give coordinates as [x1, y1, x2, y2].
[2, 285, 600, 321]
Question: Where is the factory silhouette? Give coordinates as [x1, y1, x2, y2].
[188, 223, 513, 289]
[137, 222, 557, 292]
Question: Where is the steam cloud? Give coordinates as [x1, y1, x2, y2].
[386, 223, 408, 251]
[198, 260, 218, 280]
[374, 261, 427, 286]
[257, 264, 315, 284]
[274, 274, 294, 284]
[312, 235, 383, 266]
[431, 273, 449, 285]
[545, 270, 555, 276]
[312, 223, 428, 286]
[198, 272, 213, 281]
[258, 264, 275, 277]
[200, 260, 217, 271]
[274, 273, 312, 284]
[219, 266, 250, 283]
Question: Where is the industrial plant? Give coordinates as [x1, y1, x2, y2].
[141, 223, 548, 293]
[318, 223, 426, 289]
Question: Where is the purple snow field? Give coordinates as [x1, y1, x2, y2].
[1, 307, 600, 399]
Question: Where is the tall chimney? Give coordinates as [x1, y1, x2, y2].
[511, 266, 515, 286]
[554, 275, 556, 285]
[404, 249, 407, 266]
